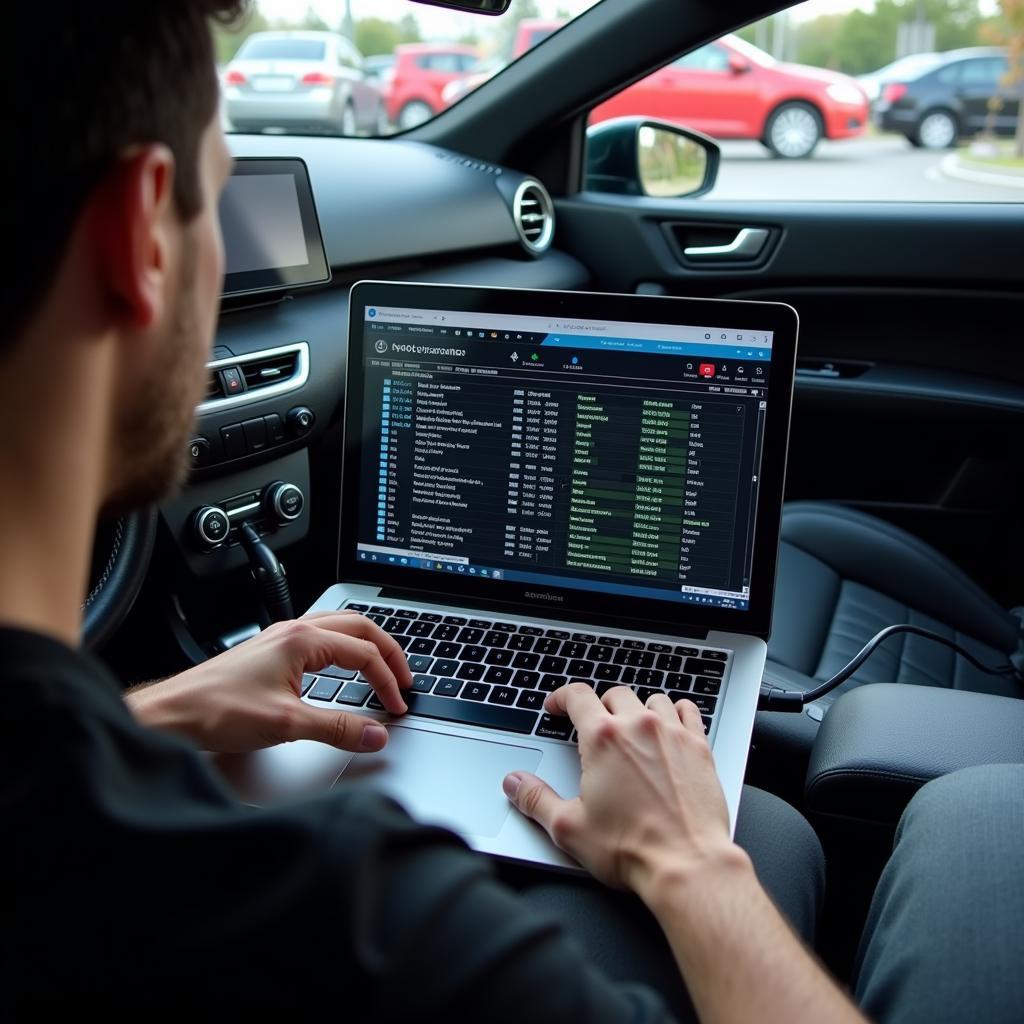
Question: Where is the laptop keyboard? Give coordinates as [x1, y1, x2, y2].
[302, 602, 730, 744]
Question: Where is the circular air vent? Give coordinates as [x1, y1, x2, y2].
[513, 179, 554, 255]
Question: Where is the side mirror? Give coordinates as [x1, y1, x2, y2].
[728, 54, 751, 75]
[585, 118, 720, 199]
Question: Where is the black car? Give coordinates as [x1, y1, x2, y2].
[876, 46, 1019, 148]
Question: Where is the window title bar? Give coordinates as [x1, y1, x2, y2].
[365, 305, 774, 349]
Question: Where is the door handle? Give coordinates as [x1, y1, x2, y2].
[683, 227, 769, 260]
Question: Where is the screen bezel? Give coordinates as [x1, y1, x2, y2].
[220, 157, 331, 299]
[339, 281, 798, 640]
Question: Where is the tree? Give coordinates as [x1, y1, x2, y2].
[298, 6, 328, 32]
[397, 13, 423, 44]
[212, 7, 271, 64]
[783, 0, 992, 75]
[983, 0, 1024, 156]
[355, 17, 401, 57]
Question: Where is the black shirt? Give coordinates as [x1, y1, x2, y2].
[1, 627, 673, 1018]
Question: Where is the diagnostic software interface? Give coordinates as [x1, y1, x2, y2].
[354, 305, 774, 611]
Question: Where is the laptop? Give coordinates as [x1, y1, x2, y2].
[222, 281, 798, 871]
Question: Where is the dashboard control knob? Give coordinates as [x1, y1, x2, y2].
[287, 405, 316, 438]
[263, 481, 305, 524]
[192, 505, 230, 549]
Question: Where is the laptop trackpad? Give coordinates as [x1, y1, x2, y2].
[336, 726, 542, 838]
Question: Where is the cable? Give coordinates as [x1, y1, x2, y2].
[238, 522, 294, 624]
[758, 623, 1023, 713]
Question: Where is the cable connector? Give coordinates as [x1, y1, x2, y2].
[758, 684, 805, 713]
[238, 522, 294, 623]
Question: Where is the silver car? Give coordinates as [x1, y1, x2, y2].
[224, 31, 385, 136]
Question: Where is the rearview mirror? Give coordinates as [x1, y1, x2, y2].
[585, 118, 719, 199]
[728, 54, 751, 74]
[408, 0, 511, 14]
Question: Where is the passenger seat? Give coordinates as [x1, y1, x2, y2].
[755, 502, 1023, 760]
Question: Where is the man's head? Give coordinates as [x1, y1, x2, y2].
[3, 2, 246, 511]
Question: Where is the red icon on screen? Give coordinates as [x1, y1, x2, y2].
[699, 363, 716, 378]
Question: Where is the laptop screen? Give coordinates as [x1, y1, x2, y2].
[345, 287, 792, 625]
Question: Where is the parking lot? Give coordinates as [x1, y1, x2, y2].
[709, 134, 1023, 202]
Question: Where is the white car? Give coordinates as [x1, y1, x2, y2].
[856, 52, 942, 104]
[223, 31, 386, 136]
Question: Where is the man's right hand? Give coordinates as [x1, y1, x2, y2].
[506, 684, 869, 1024]
[502, 683, 749, 898]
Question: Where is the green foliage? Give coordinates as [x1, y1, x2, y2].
[354, 14, 421, 57]
[354, 17, 400, 56]
[212, 8, 271, 64]
[791, 0, 993, 75]
[298, 5, 327, 31]
[397, 13, 423, 44]
[984, 0, 1024, 155]
[735, 1, 993, 74]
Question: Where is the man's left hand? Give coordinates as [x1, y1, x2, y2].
[125, 612, 411, 753]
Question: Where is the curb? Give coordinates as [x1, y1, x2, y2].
[940, 153, 1024, 189]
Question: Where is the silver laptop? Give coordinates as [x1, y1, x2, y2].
[222, 281, 798, 872]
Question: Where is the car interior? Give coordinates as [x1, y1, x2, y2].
[89, 0, 1023, 985]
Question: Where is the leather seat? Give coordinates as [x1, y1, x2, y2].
[754, 502, 1023, 762]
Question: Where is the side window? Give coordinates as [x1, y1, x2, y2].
[959, 57, 1008, 84]
[338, 40, 360, 70]
[422, 54, 463, 74]
[587, 0, 1022, 203]
[673, 44, 730, 73]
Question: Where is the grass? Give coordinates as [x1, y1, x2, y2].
[960, 140, 1024, 172]
[966, 153, 1024, 169]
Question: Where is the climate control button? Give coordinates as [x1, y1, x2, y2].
[262, 481, 304, 524]
[192, 505, 230, 549]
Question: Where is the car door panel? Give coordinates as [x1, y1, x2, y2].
[554, 196, 1024, 604]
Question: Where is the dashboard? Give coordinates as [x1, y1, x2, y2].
[160, 134, 590, 592]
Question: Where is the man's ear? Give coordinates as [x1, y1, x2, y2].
[91, 144, 177, 331]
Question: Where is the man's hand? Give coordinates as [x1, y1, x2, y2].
[502, 683, 745, 896]
[125, 612, 411, 754]
[504, 683, 867, 1024]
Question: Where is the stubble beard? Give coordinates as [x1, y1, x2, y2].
[102, 239, 210, 518]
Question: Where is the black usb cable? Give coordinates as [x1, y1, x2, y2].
[238, 522, 294, 624]
[758, 623, 1024, 712]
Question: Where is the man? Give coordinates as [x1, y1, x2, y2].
[2, 3, 1021, 1020]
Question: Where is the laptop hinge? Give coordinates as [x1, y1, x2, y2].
[374, 585, 712, 640]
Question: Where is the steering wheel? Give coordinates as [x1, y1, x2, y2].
[82, 509, 158, 650]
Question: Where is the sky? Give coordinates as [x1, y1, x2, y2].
[257, 0, 1002, 39]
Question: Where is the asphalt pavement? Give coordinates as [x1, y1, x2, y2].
[708, 134, 1023, 202]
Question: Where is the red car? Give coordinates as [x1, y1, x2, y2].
[387, 43, 479, 130]
[592, 34, 868, 159]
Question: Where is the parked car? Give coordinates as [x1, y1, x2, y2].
[856, 52, 942, 105]
[223, 31, 386, 136]
[875, 46, 1019, 149]
[591, 34, 868, 158]
[364, 54, 397, 87]
[388, 43, 479, 130]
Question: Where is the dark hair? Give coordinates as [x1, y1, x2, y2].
[1, 1, 247, 348]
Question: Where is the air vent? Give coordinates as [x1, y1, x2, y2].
[198, 342, 310, 414]
[241, 350, 299, 392]
[513, 179, 554, 255]
[206, 371, 225, 401]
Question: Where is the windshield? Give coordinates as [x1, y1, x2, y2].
[218, 1, 602, 137]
